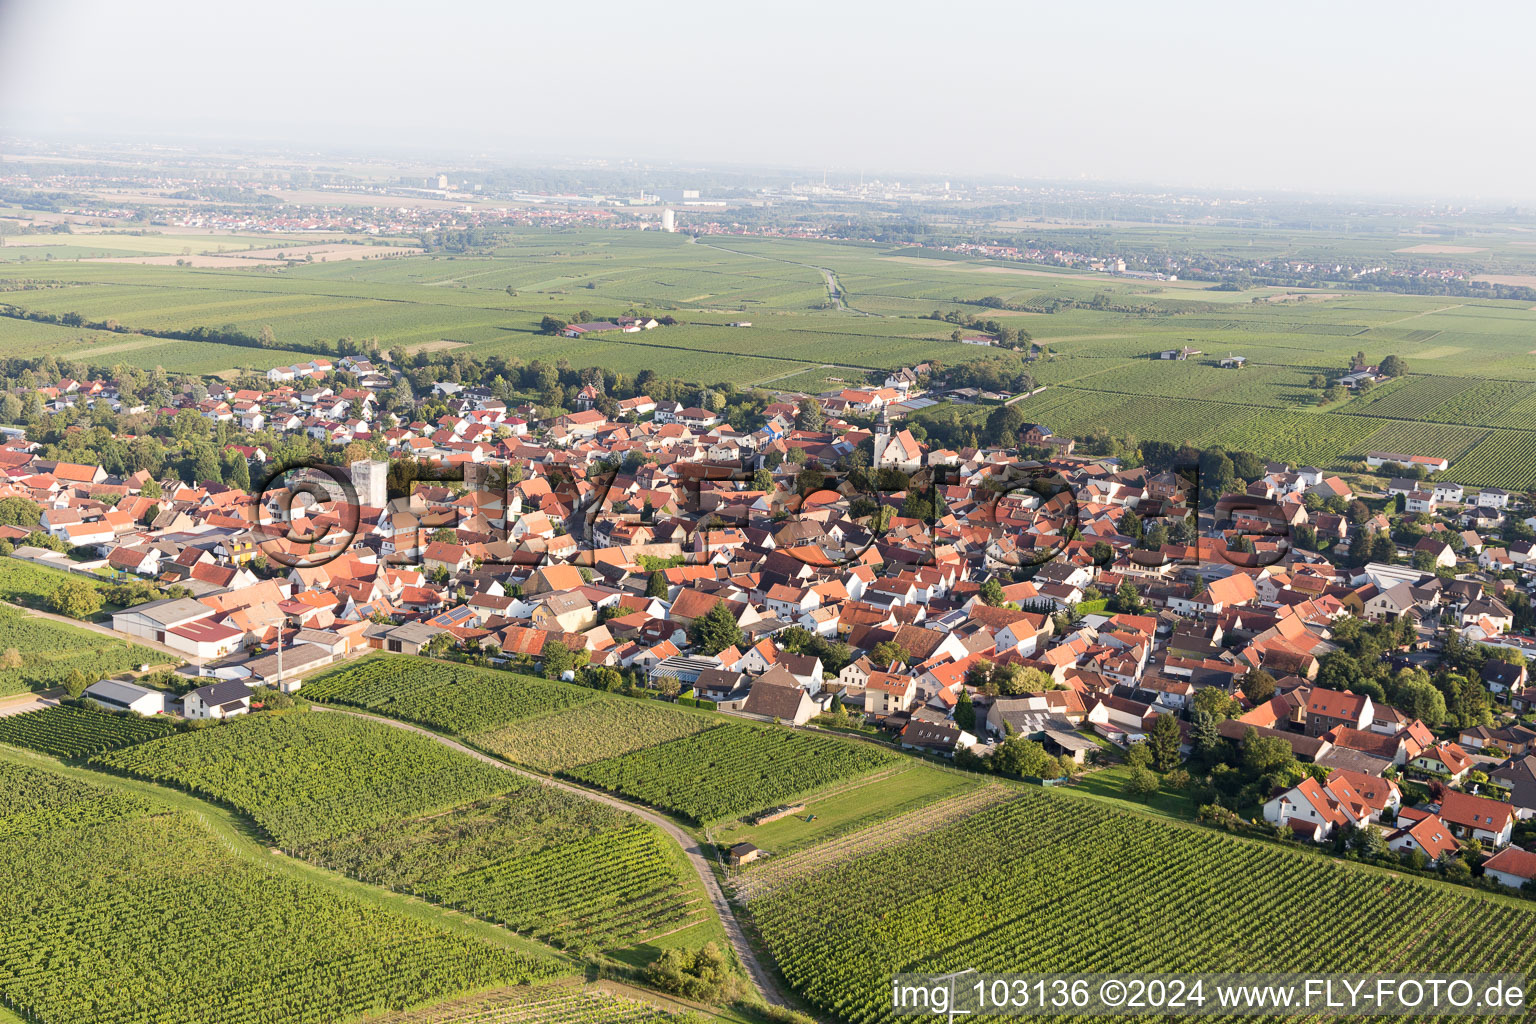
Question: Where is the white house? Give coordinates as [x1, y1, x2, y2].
[1261, 773, 1388, 841]
[1386, 814, 1460, 865]
[181, 679, 252, 720]
[1482, 846, 1536, 889]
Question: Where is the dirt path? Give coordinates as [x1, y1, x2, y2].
[694, 238, 876, 316]
[313, 706, 787, 1008]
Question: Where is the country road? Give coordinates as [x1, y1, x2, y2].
[312, 706, 788, 1009]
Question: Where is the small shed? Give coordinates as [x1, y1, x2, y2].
[728, 842, 763, 867]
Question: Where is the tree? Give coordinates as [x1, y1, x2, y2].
[983, 403, 1027, 447]
[995, 663, 1051, 696]
[48, 580, 103, 620]
[1394, 676, 1448, 727]
[1241, 726, 1296, 777]
[1147, 713, 1182, 771]
[794, 397, 825, 432]
[1191, 710, 1224, 756]
[1112, 579, 1144, 614]
[64, 669, 90, 699]
[870, 640, 910, 667]
[225, 452, 251, 492]
[1193, 686, 1242, 720]
[979, 577, 1007, 607]
[644, 943, 736, 1003]
[1125, 766, 1160, 800]
[0, 496, 39, 529]
[1352, 823, 1389, 859]
[647, 571, 668, 598]
[989, 735, 1061, 778]
[541, 639, 577, 679]
[966, 658, 995, 691]
[954, 689, 976, 732]
[688, 600, 744, 655]
[1379, 355, 1407, 377]
[1242, 668, 1277, 705]
[539, 315, 567, 335]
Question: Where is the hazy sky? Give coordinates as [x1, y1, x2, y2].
[1, 0, 1531, 200]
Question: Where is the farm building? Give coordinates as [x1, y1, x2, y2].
[1367, 452, 1451, 472]
[729, 842, 763, 866]
[561, 321, 622, 338]
[112, 597, 222, 645]
[84, 679, 168, 716]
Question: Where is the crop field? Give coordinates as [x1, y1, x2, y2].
[1198, 410, 1387, 467]
[7, 229, 1536, 483]
[93, 710, 517, 847]
[0, 704, 176, 756]
[711, 762, 984, 862]
[471, 697, 722, 772]
[369, 984, 706, 1024]
[1352, 421, 1491, 462]
[1012, 388, 1271, 448]
[1445, 430, 1536, 490]
[0, 559, 113, 612]
[302, 656, 601, 735]
[564, 724, 900, 825]
[750, 791, 1536, 1024]
[0, 758, 555, 1024]
[299, 787, 706, 954]
[1343, 376, 1482, 420]
[731, 783, 1013, 903]
[0, 604, 166, 696]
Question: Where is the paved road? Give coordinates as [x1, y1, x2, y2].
[313, 706, 787, 1008]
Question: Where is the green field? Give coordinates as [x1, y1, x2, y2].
[298, 788, 707, 954]
[301, 655, 601, 735]
[750, 790, 1536, 1024]
[0, 603, 166, 696]
[93, 710, 516, 847]
[0, 757, 556, 1024]
[7, 229, 1536, 483]
[566, 724, 900, 826]
[88, 706, 708, 955]
[472, 696, 722, 772]
[0, 704, 177, 756]
[709, 761, 977, 857]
